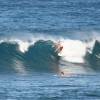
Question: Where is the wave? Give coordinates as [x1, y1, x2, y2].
[85, 40, 100, 71]
[0, 35, 100, 74]
[0, 39, 60, 73]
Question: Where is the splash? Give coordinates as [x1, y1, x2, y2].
[0, 33, 99, 74]
[58, 39, 87, 63]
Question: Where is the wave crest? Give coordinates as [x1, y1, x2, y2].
[0, 36, 100, 73]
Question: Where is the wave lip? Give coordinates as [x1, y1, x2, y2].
[0, 37, 100, 73]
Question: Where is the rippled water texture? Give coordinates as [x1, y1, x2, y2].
[0, 73, 100, 100]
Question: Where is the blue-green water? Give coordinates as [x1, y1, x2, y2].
[0, 0, 100, 99]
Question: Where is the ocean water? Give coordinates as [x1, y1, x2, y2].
[0, 0, 100, 99]
[0, 73, 100, 100]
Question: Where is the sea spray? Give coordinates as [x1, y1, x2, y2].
[0, 35, 99, 73]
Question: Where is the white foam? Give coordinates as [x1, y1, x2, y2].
[0, 34, 96, 62]
[17, 40, 31, 53]
[58, 39, 87, 63]
[15, 34, 61, 53]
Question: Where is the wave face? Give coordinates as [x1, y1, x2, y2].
[85, 40, 100, 71]
[0, 40, 60, 73]
[0, 37, 100, 74]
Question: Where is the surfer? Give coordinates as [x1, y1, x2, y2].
[55, 41, 63, 53]
[61, 71, 64, 76]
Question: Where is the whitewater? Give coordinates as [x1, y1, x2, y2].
[0, 34, 98, 74]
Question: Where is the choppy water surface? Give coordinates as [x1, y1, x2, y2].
[0, 73, 100, 100]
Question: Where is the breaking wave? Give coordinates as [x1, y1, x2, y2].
[0, 39, 60, 73]
[0, 35, 100, 74]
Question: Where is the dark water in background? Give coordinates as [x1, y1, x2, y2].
[0, 0, 100, 99]
[0, 0, 100, 37]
